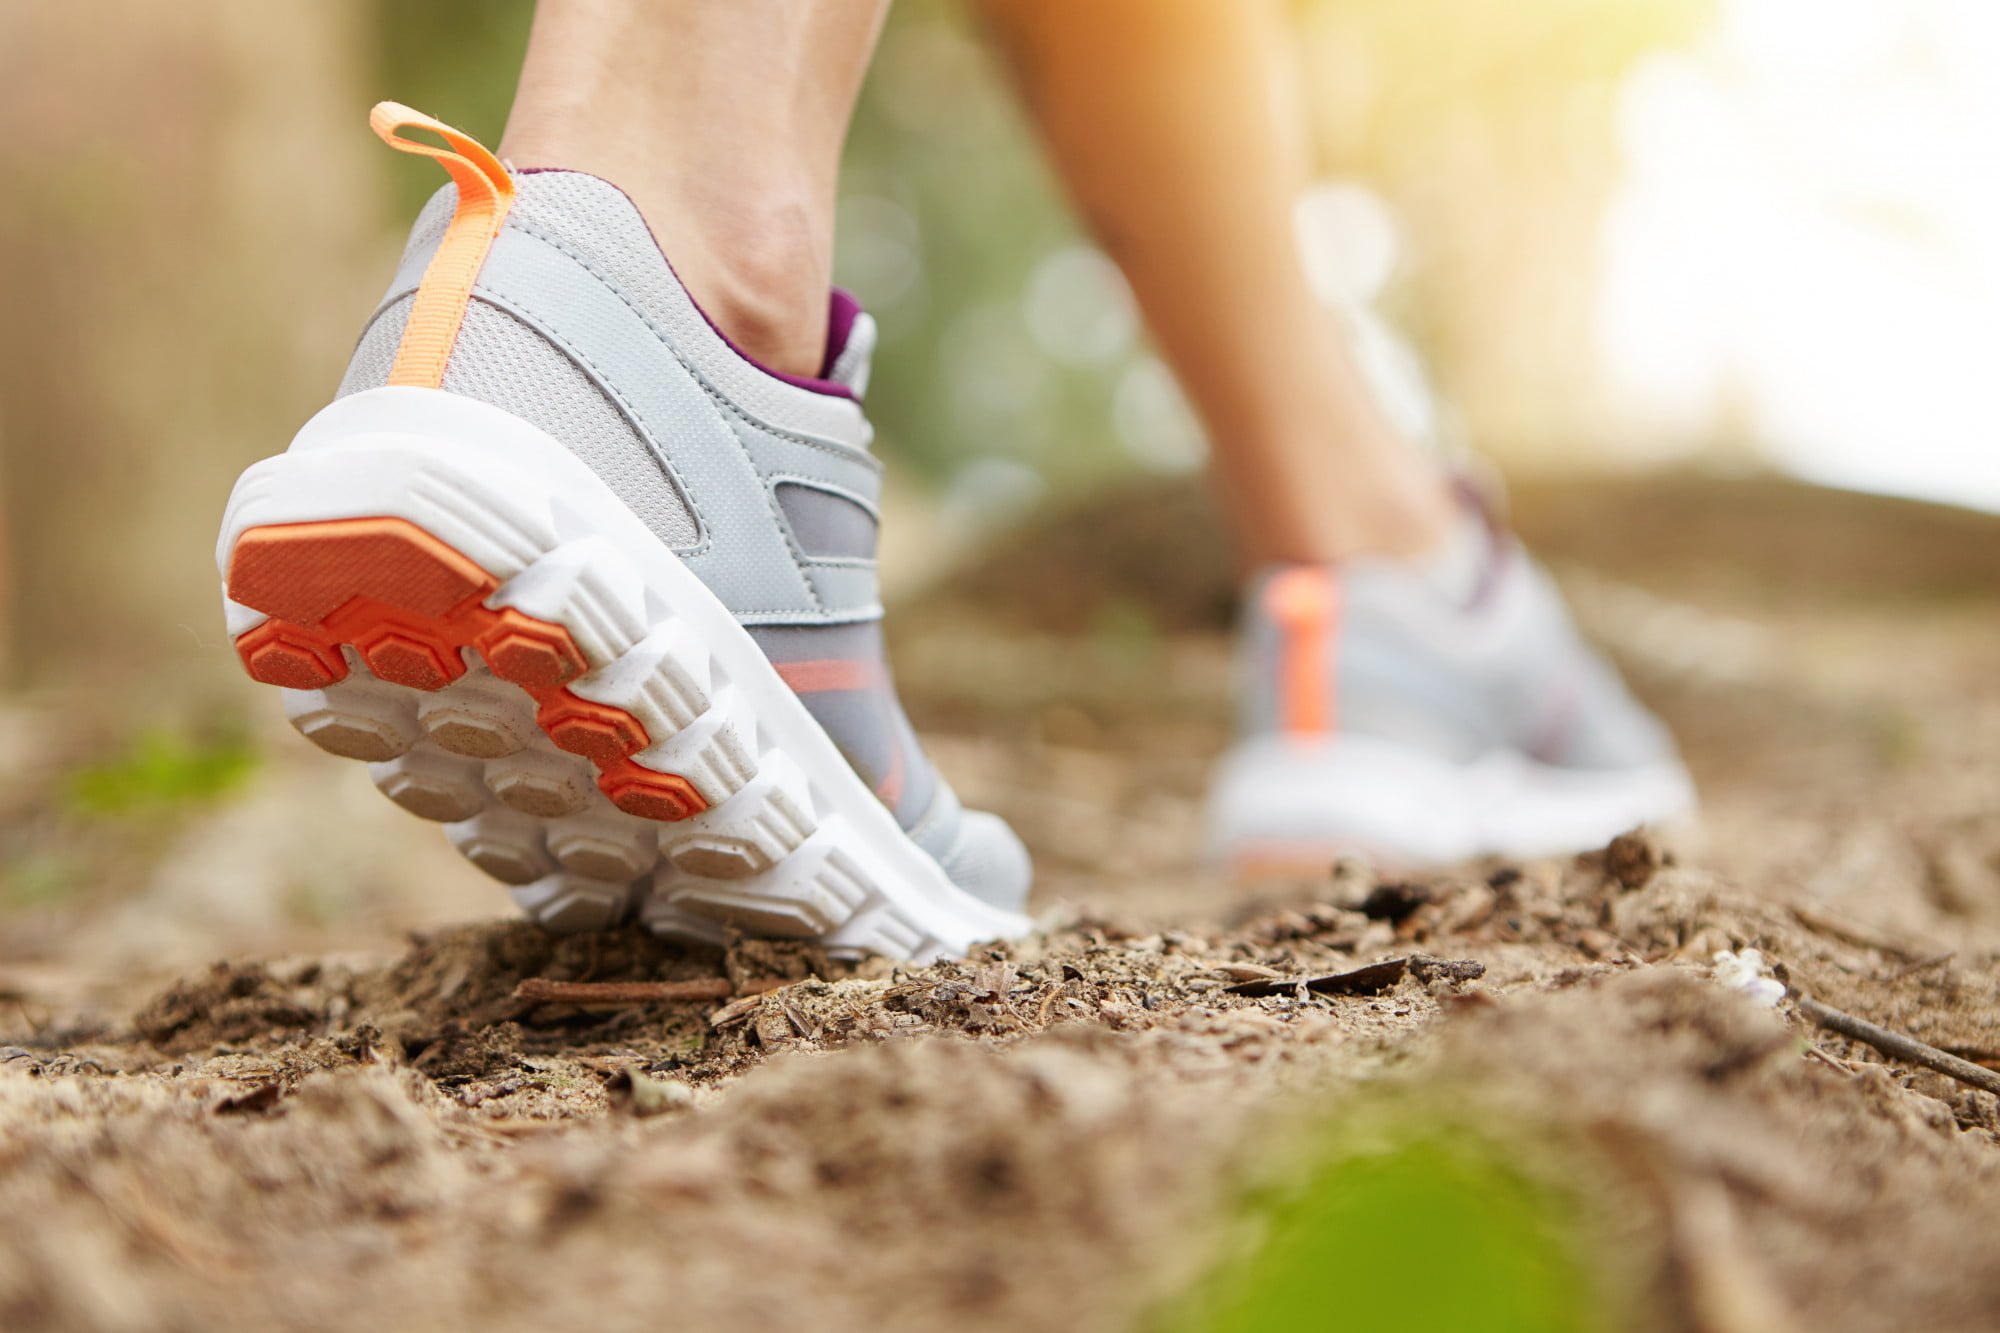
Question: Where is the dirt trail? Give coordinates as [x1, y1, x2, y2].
[3, 475, 1998, 1332]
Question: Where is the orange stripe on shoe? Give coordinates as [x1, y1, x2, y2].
[368, 101, 515, 390]
[770, 657, 903, 806]
[1264, 566, 1340, 737]
[774, 658, 884, 694]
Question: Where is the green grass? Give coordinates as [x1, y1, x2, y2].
[64, 727, 259, 818]
[1173, 1128, 1597, 1333]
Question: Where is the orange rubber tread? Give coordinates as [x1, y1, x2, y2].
[227, 517, 705, 822]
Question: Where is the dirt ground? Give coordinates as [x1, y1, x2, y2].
[3, 474, 1998, 1332]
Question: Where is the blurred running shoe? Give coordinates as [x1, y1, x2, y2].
[1208, 503, 1695, 872]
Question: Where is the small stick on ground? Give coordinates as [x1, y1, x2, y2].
[513, 977, 735, 1006]
[1790, 991, 2000, 1098]
[705, 978, 808, 1029]
[1803, 1044, 1855, 1076]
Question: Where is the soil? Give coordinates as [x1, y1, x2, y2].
[4, 473, 1999, 1333]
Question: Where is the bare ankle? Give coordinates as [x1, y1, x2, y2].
[654, 186, 833, 379]
[498, 0, 880, 383]
[1231, 458, 1458, 567]
[499, 126, 834, 379]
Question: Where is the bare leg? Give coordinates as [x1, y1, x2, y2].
[500, 0, 891, 379]
[977, 0, 1455, 564]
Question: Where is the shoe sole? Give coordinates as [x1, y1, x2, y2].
[1208, 733, 1697, 874]
[218, 386, 1029, 961]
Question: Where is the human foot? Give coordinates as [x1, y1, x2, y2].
[216, 105, 1029, 959]
[1207, 502, 1695, 872]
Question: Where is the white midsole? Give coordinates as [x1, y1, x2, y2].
[219, 386, 1029, 959]
[1207, 732, 1697, 869]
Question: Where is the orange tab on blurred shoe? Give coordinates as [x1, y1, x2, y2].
[1265, 565, 1340, 737]
[368, 102, 515, 389]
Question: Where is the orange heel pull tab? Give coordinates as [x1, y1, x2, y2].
[1265, 566, 1340, 737]
[369, 101, 515, 389]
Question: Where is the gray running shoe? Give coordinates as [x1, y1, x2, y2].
[216, 104, 1029, 959]
[1208, 510, 1694, 872]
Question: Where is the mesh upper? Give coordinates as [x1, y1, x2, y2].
[444, 300, 699, 550]
[336, 293, 408, 400]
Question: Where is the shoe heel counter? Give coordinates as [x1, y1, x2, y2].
[330, 106, 698, 549]
[339, 288, 700, 553]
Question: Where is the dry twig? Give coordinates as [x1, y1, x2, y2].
[1802, 1045, 1856, 1076]
[512, 977, 735, 1006]
[1223, 954, 1485, 998]
[705, 978, 804, 1029]
[1790, 991, 2000, 1098]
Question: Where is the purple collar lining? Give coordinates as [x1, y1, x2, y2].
[822, 288, 864, 380]
[513, 167, 859, 400]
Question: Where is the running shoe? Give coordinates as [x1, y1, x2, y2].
[216, 104, 1030, 959]
[1208, 503, 1695, 872]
